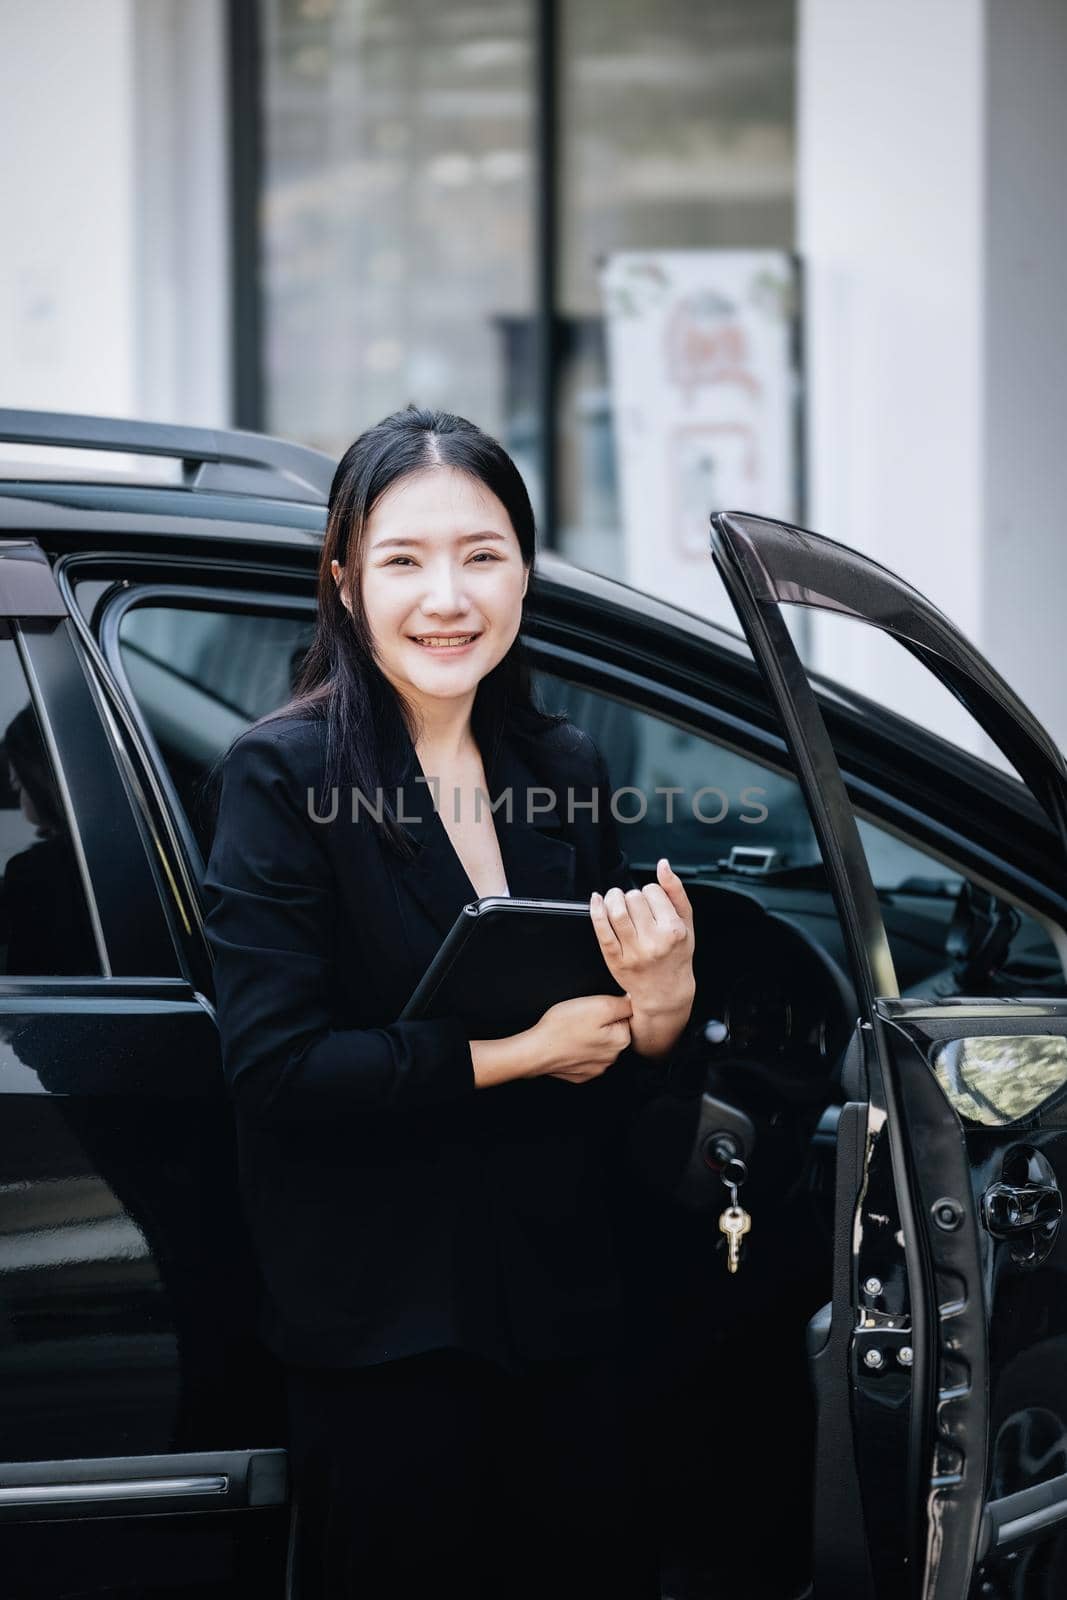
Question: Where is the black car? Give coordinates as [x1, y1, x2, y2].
[0, 409, 1064, 1600]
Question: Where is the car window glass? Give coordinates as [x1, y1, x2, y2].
[534, 670, 818, 872]
[794, 608, 1063, 991]
[109, 600, 1060, 1002]
[0, 636, 100, 975]
[532, 668, 1062, 998]
[119, 605, 314, 727]
[805, 610, 1024, 780]
[116, 604, 315, 853]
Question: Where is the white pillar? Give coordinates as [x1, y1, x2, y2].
[799, 0, 1067, 764]
[982, 0, 1067, 757]
[0, 0, 138, 418]
[798, 0, 986, 752]
[0, 0, 230, 438]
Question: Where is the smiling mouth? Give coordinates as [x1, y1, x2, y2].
[409, 633, 481, 649]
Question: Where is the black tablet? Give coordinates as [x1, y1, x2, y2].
[399, 896, 626, 1036]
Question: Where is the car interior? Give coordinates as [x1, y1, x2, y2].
[82, 584, 1067, 1600]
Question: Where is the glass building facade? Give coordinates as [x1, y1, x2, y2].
[244, 0, 795, 573]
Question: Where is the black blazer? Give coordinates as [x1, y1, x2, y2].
[202, 708, 706, 1371]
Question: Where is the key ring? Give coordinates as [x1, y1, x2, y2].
[720, 1155, 747, 1209]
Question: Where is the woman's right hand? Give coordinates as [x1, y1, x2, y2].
[526, 993, 634, 1085]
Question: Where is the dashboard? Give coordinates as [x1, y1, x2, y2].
[685, 873, 1065, 1094]
[688, 882, 858, 1082]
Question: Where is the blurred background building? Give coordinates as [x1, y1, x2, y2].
[1, 0, 1065, 758]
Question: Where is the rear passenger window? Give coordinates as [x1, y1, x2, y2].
[0, 636, 99, 975]
[115, 603, 314, 856]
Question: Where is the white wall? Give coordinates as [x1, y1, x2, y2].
[982, 0, 1067, 757]
[132, 0, 233, 429]
[799, 0, 1067, 768]
[0, 0, 230, 433]
[798, 0, 986, 753]
[0, 0, 138, 416]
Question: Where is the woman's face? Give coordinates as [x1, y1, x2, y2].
[333, 465, 529, 711]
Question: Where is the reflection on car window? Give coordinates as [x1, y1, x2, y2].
[117, 604, 314, 854]
[854, 817, 962, 896]
[108, 612, 1063, 1000]
[532, 669, 1063, 995]
[801, 611, 1026, 784]
[534, 670, 819, 874]
[0, 638, 99, 975]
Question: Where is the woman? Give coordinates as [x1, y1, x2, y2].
[202, 406, 706, 1598]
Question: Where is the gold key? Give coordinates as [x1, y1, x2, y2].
[718, 1204, 751, 1274]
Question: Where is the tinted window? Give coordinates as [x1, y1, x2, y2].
[0, 635, 99, 975]
[116, 604, 314, 855]
[532, 669, 1062, 998]
[111, 602, 1061, 1001]
[536, 671, 815, 872]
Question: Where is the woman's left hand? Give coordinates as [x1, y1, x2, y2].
[590, 859, 696, 1057]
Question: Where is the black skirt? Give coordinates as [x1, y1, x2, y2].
[284, 1347, 662, 1599]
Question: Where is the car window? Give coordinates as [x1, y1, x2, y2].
[532, 668, 1063, 997]
[789, 605, 1067, 990]
[0, 635, 100, 975]
[536, 671, 818, 872]
[108, 598, 1060, 1000]
[119, 604, 314, 730]
[115, 602, 315, 855]
[805, 609, 1024, 777]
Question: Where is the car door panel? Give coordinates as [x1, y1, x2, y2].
[0, 985, 273, 1458]
[710, 512, 1067, 1600]
[0, 988, 290, 1595]
[885, 1001, 1067, 1597]
[0, 542, 288, 1595]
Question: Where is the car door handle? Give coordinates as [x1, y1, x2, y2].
[981, 1180, 1062, 1237]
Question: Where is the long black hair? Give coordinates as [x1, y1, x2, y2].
[202, 405, 565, 858]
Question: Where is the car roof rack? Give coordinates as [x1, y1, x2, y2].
[0, 408, 336, 504]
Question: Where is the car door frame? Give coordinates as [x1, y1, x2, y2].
[709, 509, 1067, 1600]
[0, 538, 288, 1595]
[71, 527, 1067, 1597]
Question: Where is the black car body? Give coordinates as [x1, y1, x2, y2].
[0, 410, 1065, 1600]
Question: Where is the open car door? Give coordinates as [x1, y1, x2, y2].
[711, 513, 1067, 1600]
